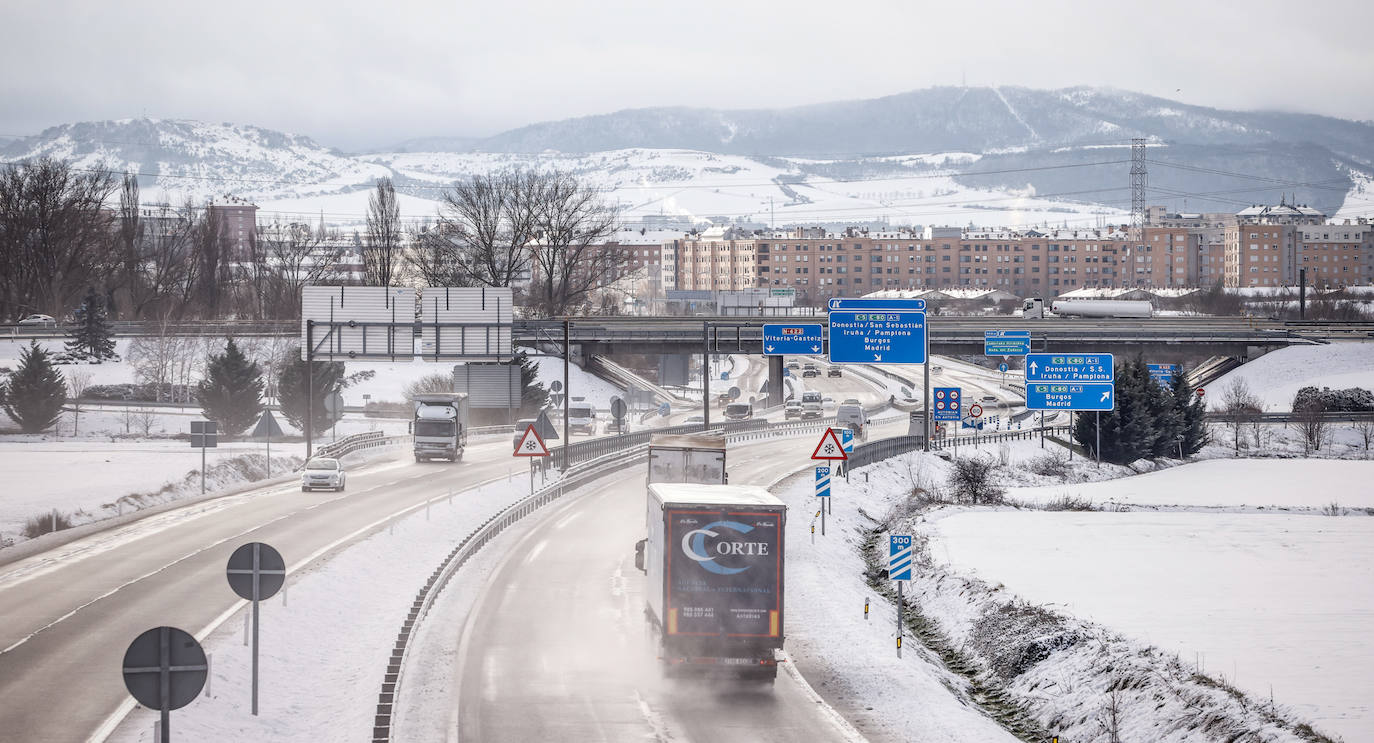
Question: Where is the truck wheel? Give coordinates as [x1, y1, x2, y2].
[453, 451, 463, 462]
[301, 486, 309, 492]
[415, 456, 423, 463]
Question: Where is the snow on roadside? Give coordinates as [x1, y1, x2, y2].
[1207, 343, 1374, 412]
[773, 472, 1022, 743]
[828, 451, 1346, 743]
[106, 472, 545, 743]
[520, 349, 624, 409]
[925, 510, 1374, 741]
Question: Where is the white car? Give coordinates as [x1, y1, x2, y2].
[301, 458, 346, 492]
[16, 314, 56, 326]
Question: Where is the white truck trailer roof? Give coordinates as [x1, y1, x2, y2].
[649, 483, 784, 509]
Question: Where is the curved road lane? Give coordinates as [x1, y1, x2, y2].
[452, 427, 900, 742]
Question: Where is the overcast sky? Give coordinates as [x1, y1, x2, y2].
[3, 0, 1372, 151]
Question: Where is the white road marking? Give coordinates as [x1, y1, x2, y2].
[523, 539, 547, 564]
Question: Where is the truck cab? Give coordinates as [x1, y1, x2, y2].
[1022, 297, 1045, 319]
[412, 393, 469, 463]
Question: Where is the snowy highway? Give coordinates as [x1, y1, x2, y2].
[446, 425, 901, 743]
[0, 434, 546, 742]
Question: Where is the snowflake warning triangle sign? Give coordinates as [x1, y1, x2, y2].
[513, 424, 550, 457]
[811, 427, 848, 461]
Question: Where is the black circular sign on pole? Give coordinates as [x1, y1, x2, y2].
[728, 386, 741, 400]
[122, 625, 208, 742]
[550, 380, 563, 394]
[610, 397, 627, 421]
[227, 542, 285, 601]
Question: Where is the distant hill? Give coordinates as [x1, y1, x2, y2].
[4, 87, 1370, 220]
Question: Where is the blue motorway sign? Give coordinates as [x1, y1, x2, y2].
[762, 323, 825, 356]
[1148, 363, 1179, 388]
[889, 535, 913, 581]
[815, 466, 831, 497]
[984, 330, 1031, 356]
[1026, 382, 1115, 411]
[932, 387, 962, 421]
[1025, 353, 1114, 383]
[828, 311, 926, 364]
[827, 297, 925, 312]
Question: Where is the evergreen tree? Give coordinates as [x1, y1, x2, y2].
[1170, 368, 1209, 457]
[2, 342, 68, 433]
[515, 351, 548, 416]
[1073, 358, 1156, 464]
[195, 337, 264, 436]
[277, 344, 344, 436]
[65, 287, 117, 362]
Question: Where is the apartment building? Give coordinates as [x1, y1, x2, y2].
[207, 196, 259, 261]
[666, 203, 1371, 304]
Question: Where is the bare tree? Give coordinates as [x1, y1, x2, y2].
[65, 368, 93, 436]
[403, 373, 454, 400]
[526, 172, 623, 316]
[365, 178, 403, 286]
[0, 158, 119, 320]
[1294, 397, 1327, 453]
[1355, 420, 1374, 457]
[192, 204, 229, 316]
[112, 172, 143, 318]
[255, 220, 342, 318]
[417, 171, 543, 288]
[1219, 378, 1263, 454]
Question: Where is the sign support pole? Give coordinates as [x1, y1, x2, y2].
[305, 320, 314, 461]
[529, 457, 534, 497]
[1095, 411, 1101, 465]
[251, 543, 260, 716]
[562, 321, 570, 471]
[821, 500, 826, 536]
[923, 321, 931, 452]
[896, 581, 904, 659]
[702, 322, 710, 429]
[1040, 411, 1045, 448]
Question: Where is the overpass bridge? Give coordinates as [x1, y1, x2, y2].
[13, 315, 1357, 352]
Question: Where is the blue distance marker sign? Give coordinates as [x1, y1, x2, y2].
[815, 466, 831, 497]
[889, 535, 913, 581]
[1025, 353, 1114, 383]
[840, 428, 854, 454]
[828, 311, 926, 364]
[828, 297, 926, 312]
[932, 387, 962, 421]
[1026, 383, 1115, 411]
[762, 323, 825, 356]
[984, 330, 1031, 356]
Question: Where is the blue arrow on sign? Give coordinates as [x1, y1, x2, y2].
[815, 466, 831, 497]
[762, 323, 825, 356]
[1026, 382, 1115, 411]
[828, 310, 926, 364]
[889, 535, 913, 581]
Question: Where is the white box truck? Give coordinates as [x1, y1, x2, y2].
[646, 433, 727, 485]
[636, 483, 787, 681]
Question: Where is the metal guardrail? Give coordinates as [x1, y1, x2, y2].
[844, 425, 1072, 469]
[314, 431, 407, 461]
[1206, 410, 1374, 423]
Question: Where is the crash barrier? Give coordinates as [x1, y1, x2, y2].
[844, 426, 1072, 469]
[314, 431, 408, 461]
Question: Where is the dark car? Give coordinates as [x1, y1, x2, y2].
[827, 367, 842, 378]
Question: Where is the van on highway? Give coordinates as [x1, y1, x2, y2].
[724, 402, 753, 420]
[568, 402, 597, 434]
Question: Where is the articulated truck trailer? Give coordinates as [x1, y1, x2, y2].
[637, 482, 787, 681]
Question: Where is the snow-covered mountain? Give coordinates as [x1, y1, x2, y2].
[4, 86, 1371, 224]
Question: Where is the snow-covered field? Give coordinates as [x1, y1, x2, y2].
[1207, 343, 1374, 412]
[925, 509, 1374, 741]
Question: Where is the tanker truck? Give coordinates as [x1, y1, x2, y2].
[1022, 297, 1153, 319]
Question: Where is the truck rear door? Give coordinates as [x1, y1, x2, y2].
[664, 507, 783, 643]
